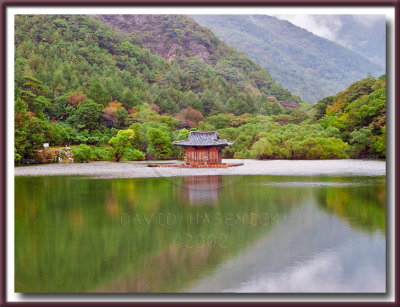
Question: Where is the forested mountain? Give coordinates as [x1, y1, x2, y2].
[15, 14, 302, 115]
[331, 15, 385, 69]
[92, 14, 301, 103]
[14, 14, 300, 162]
[14, 15, 385, 164]
[191, 15, 384, 103]
[276, 14, 386, 69]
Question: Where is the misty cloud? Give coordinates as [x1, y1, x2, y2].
[275, 14, 384, 43]
[276, 15, 343, 42]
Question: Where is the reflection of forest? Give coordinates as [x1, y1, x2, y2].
[179, 176, 223, 205]
[14, 176, 384, 293]
[315, 181, 386, 233]
[15, 175, 307, 292]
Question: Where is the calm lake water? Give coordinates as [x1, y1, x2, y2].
[15, 175, 386, 293]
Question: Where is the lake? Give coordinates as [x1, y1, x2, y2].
[15, 175, 386, 293]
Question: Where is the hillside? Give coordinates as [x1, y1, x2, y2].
[15, 14, 301, 116]
[276, 14, 386, 69]
[331, 15, 385, 69]
[14, 15, 385, 164]
[14, 14, 300, 161]
[311, 75, 386, 158]
[91, 14, 301, 105]
[191, 15, 384, 103]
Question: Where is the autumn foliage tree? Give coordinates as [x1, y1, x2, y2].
[176, 107, 205, 128]
[67, 91, 86, 108]
[101, 101, 124, 127]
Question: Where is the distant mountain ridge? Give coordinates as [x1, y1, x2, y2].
[191, 14, 384, 103]
[275, 14, 386, 69]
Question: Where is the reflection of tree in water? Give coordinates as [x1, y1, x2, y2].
[315, 182, 385, 233]
[15, 175, 308, 293]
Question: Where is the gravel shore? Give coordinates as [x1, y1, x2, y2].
[14, 159, 386, 178]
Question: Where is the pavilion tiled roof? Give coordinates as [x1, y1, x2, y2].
[173, 131, 234, 147]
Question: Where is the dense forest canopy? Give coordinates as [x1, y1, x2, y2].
[14, 14, 386, 164]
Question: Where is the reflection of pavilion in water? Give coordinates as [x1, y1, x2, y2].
[180, 176, 223, 205]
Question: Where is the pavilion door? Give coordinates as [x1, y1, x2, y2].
[208, 148, 218, 164]
[186, 147, 195, 163]
[196, 148, 208, 163]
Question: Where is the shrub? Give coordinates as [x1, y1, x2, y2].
[36, 149, 57, 164]
[302, 137, 349, 159]
[250, 137, 272, 159]
[72, 144, 92, 163]
[125, 149, 145, 161]
[14, 148, 21, 165]
[91, 147, 112, 161]
[59, 151, 67, 159]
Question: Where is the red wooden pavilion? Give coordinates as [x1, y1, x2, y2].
[173, 131, 234, 165]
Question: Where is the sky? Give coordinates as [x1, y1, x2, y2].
[274, 14, 386, 69]
[274, 15, 383, 45]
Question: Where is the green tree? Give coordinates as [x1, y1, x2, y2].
[176, 128, 190, 141]
[121, 87, 140, 109]
[75, 99, 103, 131]
[313, 96, 334, 121]
[227, 97, 248, 116]
[115, 108, 129, 128]
[250, 137, 273, 159]
[371, 125, 386, 158]
[125, 148, 145, 161]
[173, 128, 190, 158]
[14, 98, 30, 161]
[108, 129, 135, 162]
[349, 127, 373, 157]
[146, 128, 172, 159]
[87, 80, 111, 106]
[72, 144, 92, 163]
